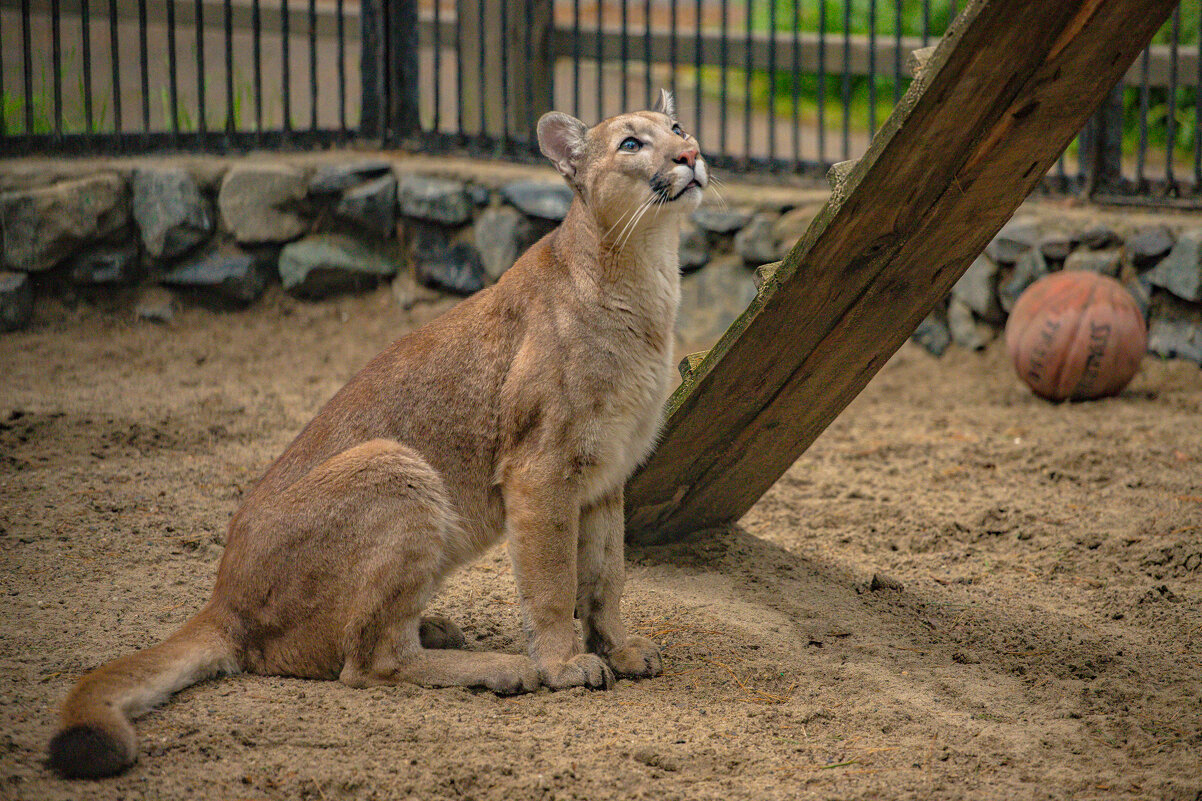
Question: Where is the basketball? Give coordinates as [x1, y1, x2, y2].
[1004, 271, 1147, 402]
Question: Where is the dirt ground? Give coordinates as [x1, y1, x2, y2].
[2, 284, 1200, 801]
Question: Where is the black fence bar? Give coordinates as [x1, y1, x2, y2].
[195, 0, 206, 140]
[668, 0, 677, 100]
[817, 0, 826, 163]
[433, 0, 441, 132]
[51, 0, 62, 136]
[337, 0, 346, 133]
[791, 0, 800, 166]
[253, 0, 262, 139]
[1137, 46, 1151, 188]
[693, 0, 701, 141]
[1166, 4, 1181, 192]
[619, 0, 628, 113]
[841, 0, 851, 160]
[80, 0, 93, 133]
[108, 0, 121, 136]
[281, 0, 290, 134]
[1196, 2, 1202, 189]
[226, 0, 235, 139]
[167, 0, 179, 141]
[767, 0, 776, 162]
[138, 0, 149, 135]
[572, 0, 580, 118]
[718, 0, 727, 156]
[595, 0, 602, 120]
[868, 0, 877, 137]
[0, 11, 5, 134]
[309, 0, 318, 133]
[643, 0, 652, 107]
[500, 0, 509, 142]
[743, 0, 752, 165]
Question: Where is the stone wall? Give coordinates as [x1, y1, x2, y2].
[914, 214, 1202, 366]
[0, 152, 1200, 369]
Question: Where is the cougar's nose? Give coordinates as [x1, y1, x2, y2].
[674, 148, 699, 168]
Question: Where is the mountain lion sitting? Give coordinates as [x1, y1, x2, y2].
[49, 90, 708, 779]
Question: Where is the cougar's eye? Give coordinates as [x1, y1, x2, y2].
[672, 123, 686, 138]
[619, 137, 642, 153]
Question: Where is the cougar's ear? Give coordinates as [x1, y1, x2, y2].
[654, 88, 676, 120]
[537, 112, 588, 180]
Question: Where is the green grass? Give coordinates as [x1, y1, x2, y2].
[701, 0, 1202, 165]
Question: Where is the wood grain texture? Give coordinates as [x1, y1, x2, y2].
[625, 0, 1178, 544]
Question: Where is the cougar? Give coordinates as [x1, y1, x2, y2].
[48, 90, 708, 779]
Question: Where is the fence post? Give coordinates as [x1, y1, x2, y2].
[459, 0, 553, 143]
[389, 0, 422, 141]
[1083, 85, 1125, 195]
[360, 0, 385, 141]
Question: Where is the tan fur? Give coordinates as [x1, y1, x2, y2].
[48, 91, 708, 779]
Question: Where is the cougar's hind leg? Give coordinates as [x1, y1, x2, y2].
[304, 440, 536, 694]
[419, 616, 466, 649]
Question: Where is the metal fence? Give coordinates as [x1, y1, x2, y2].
[2, 0, 1200, 204]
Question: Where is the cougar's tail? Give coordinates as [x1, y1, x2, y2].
[48, 608, 239, 779]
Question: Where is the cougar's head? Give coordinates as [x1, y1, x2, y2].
[537, 90, 708, 239]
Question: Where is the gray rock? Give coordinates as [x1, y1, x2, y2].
[1144, 229, 1202, 302]
[734, 213, 780, 266]
[692, 207, 753, 235]
[1063, 248, 1122, 278]
[398, 175, 473, 226]
[1038, 229, 1077, 262]
[1127, 224, 1174, 263]
[679, 223, 709, 273]
[772, 203, 824, 251]
[951, 254, 1001, 323]
[911, 312, 951, 357]
[217, 163, 308, 243]
[676, 255, 759, 354]
[474, 206, 535, 282]
[1127, 276, 1152, 321]
[999, 247, 1050, 312]
[500, 180, 573, 222]
[279, 234, 400, 298]
[134, 286, 176, 324]
[1081, 223, 1120, 250]
[162, 249, 267, 305]
[0, 271, 34, 332]
[466, 183, 492, 207]
[335, 174, 398, 238]
[985, 217, 1038, 264]
[308, 160, 392, 194]
[0, 173, 129, 272]
[131, 167, 213, 259]
[417, 242, 487, 295]
[66, 245, 140, 285]
[1148, 317, 1202, 365]
[947, 297, 990, 351]
[391, 270, 442, 310]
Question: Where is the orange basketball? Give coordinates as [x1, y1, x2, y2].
[1004, 271, 1147, 402]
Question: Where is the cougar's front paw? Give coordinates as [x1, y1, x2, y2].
[606, 636, 663, 679]
[484, 655, 541, 695]
[540, 653, 615, 690]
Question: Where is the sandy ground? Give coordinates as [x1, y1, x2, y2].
[2, 284, 1201, 801]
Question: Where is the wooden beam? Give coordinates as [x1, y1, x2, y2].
[624, 0, 1179, 544]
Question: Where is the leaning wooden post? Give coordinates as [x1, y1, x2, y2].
[625, 0, 1178, 544]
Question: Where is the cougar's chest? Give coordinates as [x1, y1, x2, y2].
[577, 260, 679, 505]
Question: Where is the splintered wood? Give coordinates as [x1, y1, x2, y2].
[626, 0, 1178, 543]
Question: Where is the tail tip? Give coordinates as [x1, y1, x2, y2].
[48, 725, 132, 779]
